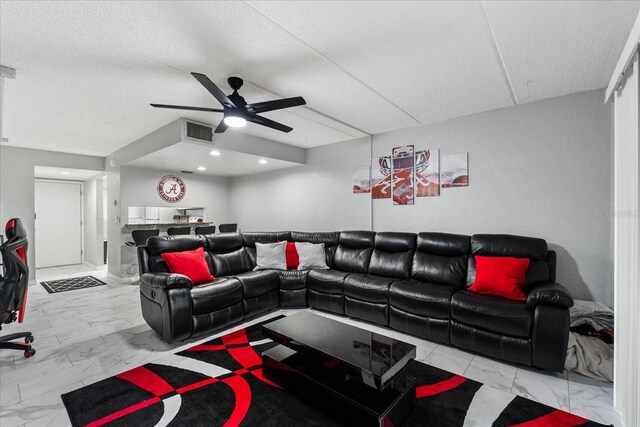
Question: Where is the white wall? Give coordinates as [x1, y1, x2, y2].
[229, 136, 372, 232]
[120, 166, 231, 227]
[0, 146, 104, 279]
[228, 90, 613, 306]
[82, 176, 104, 267]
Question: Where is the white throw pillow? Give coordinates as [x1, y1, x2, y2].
[296, 242, 329, 270]
[254, 242, 287, 271]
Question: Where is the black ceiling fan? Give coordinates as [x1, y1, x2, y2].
[151, 72, 306, 134]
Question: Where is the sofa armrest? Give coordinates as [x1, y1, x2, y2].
[139, 274, 193, 343]
[532, 304, 570, 372]
[141, 272, 193, 290]
[526, 282, 573, 309]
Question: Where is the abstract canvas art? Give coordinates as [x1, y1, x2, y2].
[441, 153, 469, 188]
[371, 156, 392, 199]
[392, 145, 415, 205]
[352, 165, 371, 194]
[415, 149, 440, 197]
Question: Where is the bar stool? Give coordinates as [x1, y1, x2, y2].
[125, 229, 160, 247]
[124, 229, 160, 279]
[218, 223, 238, 233]
[167, 226, 191, 236]
[195, 225, 216, 235]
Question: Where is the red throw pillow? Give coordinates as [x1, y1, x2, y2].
[285, 241, 300, 269]
[161, 247, 215, 285]
[277, 240, 300, 269]
[469, 255, 530, 301]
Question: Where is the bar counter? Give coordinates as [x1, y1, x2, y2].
[123, 222, 214, 228]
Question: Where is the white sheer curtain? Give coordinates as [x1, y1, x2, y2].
[610, 28, 640, 425]
[612, 53, 639, 427]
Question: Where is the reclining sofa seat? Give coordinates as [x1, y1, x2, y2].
[236, 232, 286, 317]
[282, 231, 340, 307]
[137, 230, 573, 373]
[307, 231, 375, 315]
[139, 235, 244, 343]
[231, 231, 340, 309]
[343, 232, 416, 325]
[451, 234, 572, 372]
[389, 232, 470, 344]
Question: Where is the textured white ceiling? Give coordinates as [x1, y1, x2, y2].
[1, 1, 637, 157]
[246, 1, 515, 125]
[124, 142, 300, 177]
[481, 1, 640, 104]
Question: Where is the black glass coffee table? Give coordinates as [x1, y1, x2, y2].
[262, 311, 417, 426]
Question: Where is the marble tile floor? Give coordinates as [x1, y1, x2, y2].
[0, 264, 615, 426]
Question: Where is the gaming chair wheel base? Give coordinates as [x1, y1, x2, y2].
[0, 331, 36, 358]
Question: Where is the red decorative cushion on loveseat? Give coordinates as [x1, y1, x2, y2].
[469, 255, 530, 301]
[161, 247, 215, 285]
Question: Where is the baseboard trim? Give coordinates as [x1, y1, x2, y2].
[612, 407, 625, 427]
[107, 272, 138, 285]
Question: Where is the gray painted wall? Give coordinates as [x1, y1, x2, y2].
[105, 119, 184, 277]
[229, 136, 372, 232]
[372, 89, 612, 306]
[82, 176, 104, 268]
[228, 90, 613, 306]
[119, 166, 231, 228]
[0, 146, 104, 279]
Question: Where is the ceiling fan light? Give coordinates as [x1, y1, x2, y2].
[223, 116, 246, 128]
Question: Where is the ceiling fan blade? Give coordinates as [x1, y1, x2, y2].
[150, 103, 224, 113]
[214, 120, 228, 134]
[245, 96, 306, 114]
[248, 115, 293, 133]
[191, 72, 237, 108]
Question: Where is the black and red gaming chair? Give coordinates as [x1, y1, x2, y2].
[0, 218, 35, 358]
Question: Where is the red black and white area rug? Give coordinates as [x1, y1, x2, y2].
[62, 317, 609, 427]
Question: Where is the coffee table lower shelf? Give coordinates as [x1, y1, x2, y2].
[262, 345, 416, 427]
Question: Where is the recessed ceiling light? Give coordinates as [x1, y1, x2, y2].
[196, 166, 206, 171]
[209, 150, 221, 156]
[61, 171, 72, 175]
[223, 116, 246, 128]
[258, 159, 268, 165]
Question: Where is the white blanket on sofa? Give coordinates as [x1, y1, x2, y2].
[565, 331, 613, 382]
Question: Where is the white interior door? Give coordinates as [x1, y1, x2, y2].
[35, 180, 82, 268]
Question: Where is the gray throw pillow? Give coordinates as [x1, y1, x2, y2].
[296, 242, 329, 270]
[254, 241, 287, 271]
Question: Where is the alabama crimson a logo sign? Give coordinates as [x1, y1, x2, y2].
[158, 175, 186, 203]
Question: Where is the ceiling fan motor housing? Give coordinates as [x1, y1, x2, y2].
[227, 76, 244, 91]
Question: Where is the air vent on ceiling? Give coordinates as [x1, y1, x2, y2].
[186, 121, 213, 142]
[181, 170, 194, 174]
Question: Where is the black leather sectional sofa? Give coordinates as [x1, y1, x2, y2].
[137, 230, 574, 372]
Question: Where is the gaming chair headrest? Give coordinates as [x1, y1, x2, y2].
[5, 218, 27, 241]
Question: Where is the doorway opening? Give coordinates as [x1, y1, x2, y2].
[33, 166, 105, 280]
